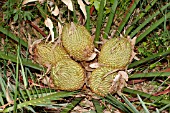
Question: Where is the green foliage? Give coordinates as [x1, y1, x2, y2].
[60, 97, 84, 113]
[138, 30, 170, 57]
[90, 0, 130, 15]
[3, 0, 33, 22]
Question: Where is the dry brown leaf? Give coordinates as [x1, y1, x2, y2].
[29, 39, 42, 55]
[127, 36, 139, 62]
[52, 5, 59, 16]
[28, 33, 32, 50]
[6, 87, 13, 103]
[87, 52, 97, 61]
[58, 22, 62, 37]
[89, 62, 100, 68]
[6, 78, 13, 104]
[94, 48, 100, 53]
[22, 0, 38, 5]
[22, 0, 45, 5]
[131, 36, 137, 49]
[153, 88, 170, 96]
[77, 0, 87, 21]
[110, 71, 128, 95]
[44, 18, 54, 42]
[61, 0, 73, 11]
[41, 76, 51, 85]
[47, 0, 54, 6]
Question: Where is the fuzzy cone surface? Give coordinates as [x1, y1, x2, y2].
[62, 23, 94, 61]
[89, 67, 117, 96]
[51, 59, 85, 91]
[33, 43, 69, 66]
[98, 38, 132, 69]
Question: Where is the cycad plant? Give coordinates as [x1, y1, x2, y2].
[0, 0, 170, 112]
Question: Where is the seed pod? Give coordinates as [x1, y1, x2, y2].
[62, 23, 95, 61]
[51, 59, 85, 91]
[98, 38, 132, 69]
[32, 43, 69, 66]
[89, 67, 117, 96]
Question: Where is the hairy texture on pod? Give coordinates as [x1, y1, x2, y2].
[62, 23, 94, 61]
[89, 67, 117, 96]
[98, 38, 132, 69]
[32, 43, 69, 66]
[51, 59, 85, 91]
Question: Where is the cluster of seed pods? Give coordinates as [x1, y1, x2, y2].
[31, 23, 134, 96]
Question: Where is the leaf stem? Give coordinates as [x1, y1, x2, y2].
[128, 49, 170, 69]
[0, 26, 28, 48]
[129, 72, 170, 79]
[135, 11, 170, 44]
[125, 0, 158, 35]
[103, 0, 118, 39]
[94, 0, 105, 47]
[85, 5, 90, 32]
[115, 0, 140, 36]
[0, 51, 43, 71]
[123, 88, 170, 104]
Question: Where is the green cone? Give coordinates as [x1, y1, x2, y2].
[98, 38, 132, 69]
[89, 67, 117, 96]
[32, 43, 69, 66]
[62, 23, 94, 61]
[51, 59, 85, 91]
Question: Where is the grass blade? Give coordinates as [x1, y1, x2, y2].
[13, 46, 20, 113]
[0, 51, 43, 71]
[85, 5, 90, 32]
[60, 97, 83, 113]
[73, 2, 78, 23]
[0, 70, 7, 97]
[92, 99, 103, 113]
[36, 2, 47, 19]
[136, 11, 170, 44]
[103, 0, 118, 39]
[129, 72, 170, 79]
[94, 0, 105, 46]
[137, 94, 150, 113]
[158, 104, 170, 112]
[121, 95, 140, 113]
[19, 56, 28, 88]
[130, 3, 170, 38]
[125, 0, 158, 35]
[3, 91, 78, 112]
[0, 92, 5, 106]
[128, 49, 170, 69]
[123, 88, 170, 104]
[115, 0, 140, 36]
[19, 88, 55, 101]
[0, 26, 28, 48]
[104, 94, 132, 113]
[25, 106, 36, 113]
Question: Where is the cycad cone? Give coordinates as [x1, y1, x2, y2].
[89, 67, 117, 96]
[98, 38, 132, 69]
[51, 59, 85, 91]
[33, 43, 69, 66]
[62, 23, 94, 61]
